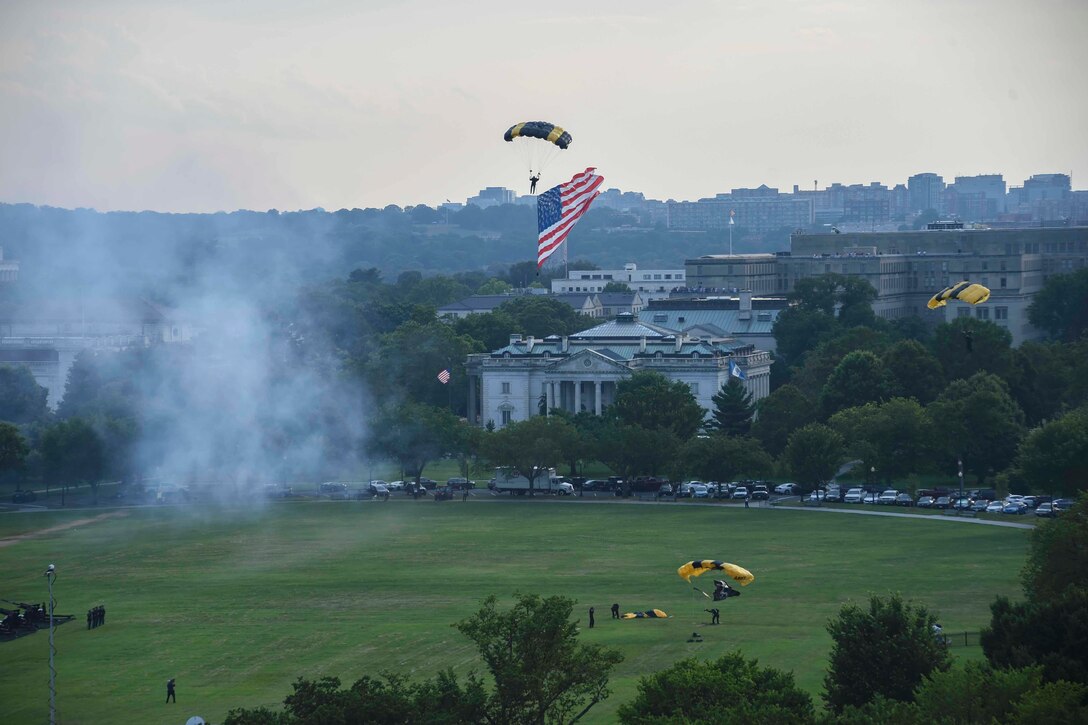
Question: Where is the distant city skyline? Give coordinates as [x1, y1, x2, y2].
[1, 0, 1085, 214]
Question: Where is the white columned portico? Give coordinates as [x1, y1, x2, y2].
[546, 380, 554, 414]
[574, 381, 582, 413]
[594, 381, 602, 415]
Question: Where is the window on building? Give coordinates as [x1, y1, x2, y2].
[1000, 277, 1007, 288]
[501, 410, 512, 425]
[995, 307, 1008, 320]
[501, 382, 510, 394]
[654, 274, 662, 280]
[665, 274, 672, 280]
[957, 308, 971, 318]
[976, 307, 990, 320]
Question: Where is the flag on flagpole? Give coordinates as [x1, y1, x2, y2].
[729, 209, 736, 226]
[536, 168, 604, 268]
[729, 360, 747, 381]
[437, 369, 451, 384]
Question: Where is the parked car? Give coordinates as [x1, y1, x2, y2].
[878, 490, 899, 505]
[952, 497, 973, 511]
[691, 484, 709, 498]
[368, 482, 390, 497]
[933, 496, 951, 509]
[418, 478, 438, 489]
[808, 489, 827, 502]
[582, 479, 608, 491]
[863, 492, 879, 504]
[970, 499, 991, 512]
[894, 493, 913, 506]
[732, 486, 749, 500]
[1053, 499, 1076, 514]
[841, 487, 863, 504]
[751, 485, 769, 501]
[774, 482, 799, 495]
[1034, 502, 1056, 518]
[319, 482, 349, 499]
[11, 489, 37, 503]
[386, 480, 405, 491]
[433, 486, 454, 501]
[916, 495, 935, 508]
[824, 486, 843, 502]
[1020, 496, 1039, 509]
[1003, 502, 1028, 515]
[985, 500, 1005, 514]
[658, 483, 674, 497]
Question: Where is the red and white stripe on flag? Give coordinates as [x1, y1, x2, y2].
[437, 369, 451, 384]
[536, 167, 604, 268]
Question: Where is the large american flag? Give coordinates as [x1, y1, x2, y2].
[536, 168, 604, 268]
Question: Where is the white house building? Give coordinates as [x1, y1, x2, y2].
[464, 313, 771, 428]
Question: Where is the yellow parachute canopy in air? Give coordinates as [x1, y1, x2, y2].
[622, 609, 669, 619]
[677, 560, 755, 586]
[927, 281, 991, 310]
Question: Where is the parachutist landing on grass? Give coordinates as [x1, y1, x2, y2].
[705, 608, 720, 624]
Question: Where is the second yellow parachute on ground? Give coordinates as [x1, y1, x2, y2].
[677, 560, 755, 586]
[622, 609, 669, 619]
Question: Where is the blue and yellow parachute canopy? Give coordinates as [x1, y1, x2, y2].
[927, 281, 991, 310]
[503, 121, 572, 150]
[677, 560, 755, 586]
[622, 609, 669, 619]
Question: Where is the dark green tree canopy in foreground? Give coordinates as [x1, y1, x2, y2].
[823, 593, 951, 713]
[609, 371, 705, 440]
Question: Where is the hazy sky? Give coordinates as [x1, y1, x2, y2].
[1, 0, 1085, 213]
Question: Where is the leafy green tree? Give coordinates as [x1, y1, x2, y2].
[823, 593, 951, 713]
[679, 434, 773, 483]
[609, 371, 705, 439]
[706, 378, 755, 435]
[828, 399, 935, 485]
[0, 364, 49, 424]
[617, 652, 816, 724]
[981, 588, 1088, 685]
[790, 275, 840, 314]
[0, 422, 29, 481]
[932, 317, 1014, 383]
[456, 593, 624, 724]
[600, 281, 632, 293]
[911, 662, 1088, 725]
[452, 309, 519, 352]
[497, 296, 597, 338]
[368, 321, 483, 412]
[772, 307, 837, 364]
[40, 418, 105, 503]
[223, 670, 487, 725]
[783, 423, 844, 488]
[1028, 266, 1088, 342]
[832, 695, 920, 725]
[750, 384, 817, 457]
[789, 326, 890, 402]
[477, 278, 513, 295]
[820, 350, 896, 417]
[1008, 407, 1088, 499]
[881, 340, 945, 405]
[479, 416, 569, 496]
[366, 402, 459, 486]
[1007, 340, 1087, 427]
[836, 276, 880, 328]
[595, 422, 678, 481]
[1021, 493, 1088, 602]
[547, 410, 600, 477]
[926, 372, 1026, 484]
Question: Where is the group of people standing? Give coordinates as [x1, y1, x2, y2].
[86, 605, 105, 629]
[587, 603, 623, 628]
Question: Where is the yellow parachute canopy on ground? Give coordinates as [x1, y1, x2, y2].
[677, 560, 755, 586]
[927, 281, 991, 310]
[622, 609, 669, 619]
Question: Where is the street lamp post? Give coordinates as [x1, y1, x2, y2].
[44, 563, 57, 725]
[958, 457, 964, 513]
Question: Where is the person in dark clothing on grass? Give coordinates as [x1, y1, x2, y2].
[166, 678, 176, 703]
[611, 603, 620, 619]
[588, 606, 595, 628]
[705, 608, 720, 625]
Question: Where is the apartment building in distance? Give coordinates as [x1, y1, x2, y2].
[550, 263, 686, 300]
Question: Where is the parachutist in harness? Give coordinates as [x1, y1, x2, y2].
[529, 173, 540, 194]
[713, 580, 741, 602]
[705, 608, 720, 624]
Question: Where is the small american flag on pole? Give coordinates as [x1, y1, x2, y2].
[536, 168, 604, 268]
[437, 368, 451, 384]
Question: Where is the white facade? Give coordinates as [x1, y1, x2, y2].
[551, 263, 686, 300]
[465, 314, 771, 428]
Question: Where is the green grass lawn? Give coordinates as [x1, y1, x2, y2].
[0, 499, 1030, 724]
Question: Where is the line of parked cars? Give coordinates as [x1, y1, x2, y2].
[830, 486, 1075, 517]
